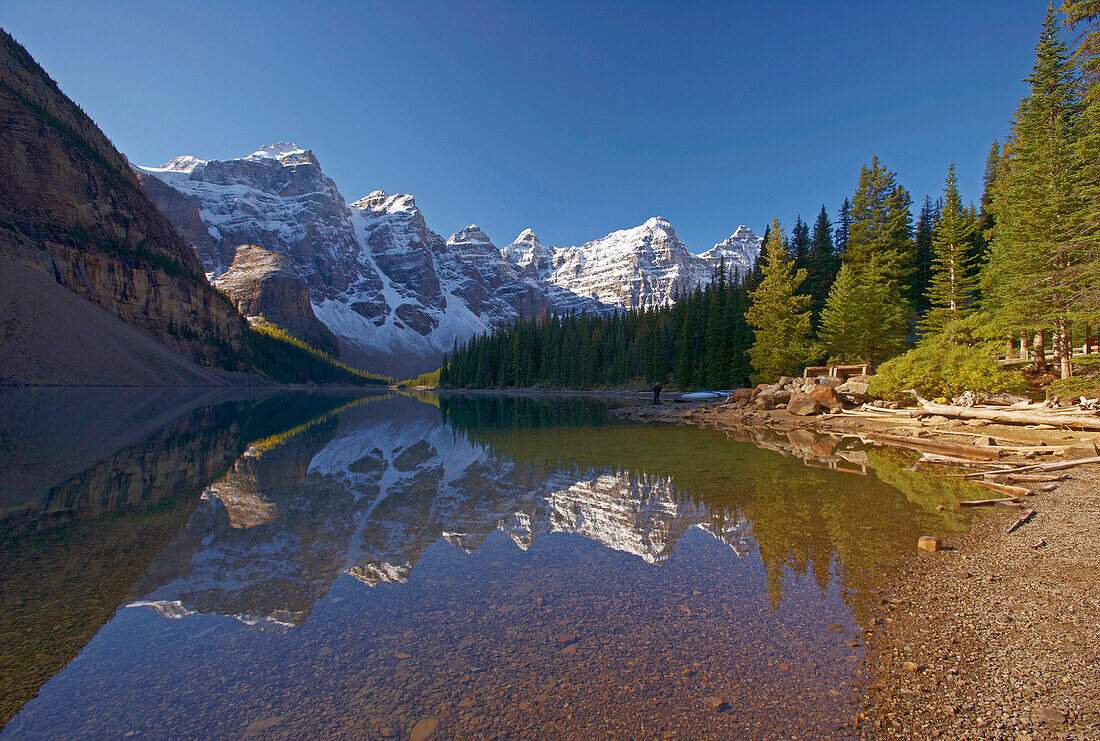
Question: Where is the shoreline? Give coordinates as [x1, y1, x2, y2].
[614, 397, 1100, 739]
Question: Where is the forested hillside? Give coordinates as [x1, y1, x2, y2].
[441, 5, 1100, 396]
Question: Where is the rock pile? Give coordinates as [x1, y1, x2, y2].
[729, 375, 875, 416]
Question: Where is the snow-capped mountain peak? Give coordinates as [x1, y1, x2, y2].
[698, 225, 763, 272]
[447, 225, 492, 246]
[353, 190, 419, 217]
[153, 155, 206, 173]
[247, 143, 310, 162]
[137, 142, 755, 377]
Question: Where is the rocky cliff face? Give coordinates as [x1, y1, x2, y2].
[214, 245, 339, 357]
[138, 144, 761, 376]
[0, 31, 247, 372]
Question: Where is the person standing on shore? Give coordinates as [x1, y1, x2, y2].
[652, 383, 662, 405]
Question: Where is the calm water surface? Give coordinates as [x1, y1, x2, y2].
[0, 389, 986, 740]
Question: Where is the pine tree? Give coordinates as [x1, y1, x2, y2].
[807, 205, 838, 323]
[985, 5, 1084, 377]
[841, 157, 915, 364]
[975, 139, 1001, 264]
[834, 198, 852, 255]
[913, 196, 936, 319]
[920, 163, 978, 335]
[1064, 0, 1100, 314]
[744, 219, 815, 383]
[817, 263, 862, 363]
[790, 215, 811, 271]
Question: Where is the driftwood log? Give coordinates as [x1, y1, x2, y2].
[1007, 508, 1036, 534]
[915, 402, 1100, 430]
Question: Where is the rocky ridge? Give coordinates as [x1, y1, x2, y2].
[0, 31, 248, 377]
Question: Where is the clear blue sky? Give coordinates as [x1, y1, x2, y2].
[3, 0, 1046, 252]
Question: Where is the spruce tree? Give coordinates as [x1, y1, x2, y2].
[985, 5, 1084, 377]
[744, 219, 815, 383]
[920, 163, 977, 335]
[818, 263, 862, 363]
[1064, 0, 1100, 314]
[913, 196, 936, 319]
[835, 198, 852, 255]
[842, 157, 915, 364]
[790, 215, 811, 271]
[807, 205, 838, 323]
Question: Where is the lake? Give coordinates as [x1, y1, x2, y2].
[0, 389, 984, 740]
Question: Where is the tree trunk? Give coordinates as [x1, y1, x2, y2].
[1052, 323, 1064, 377]
[1086, 324, 1093, 356]
[1006, 338, 1015, 358]
[1033, 328, 1048, 373]
[1059, 317, 1073, 379]
[1020, 330, 1029, 362]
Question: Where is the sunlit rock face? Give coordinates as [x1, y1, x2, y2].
[137, 145, 760, 377]
[213, 245, 339, 356]
[129, 397, 752, 627]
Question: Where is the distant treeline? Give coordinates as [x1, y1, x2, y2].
[441, 263, 756, 389]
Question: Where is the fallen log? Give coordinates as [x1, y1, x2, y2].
[1006, 508, 1036, 534]
[994, 473, 1068, 483]
[949, 455, 1100, 479]
[958, 497, 1021, 508]
[915, 402, 1100, 430]
[976, 481, 1034, 497]
[860, 432, 1002, 461]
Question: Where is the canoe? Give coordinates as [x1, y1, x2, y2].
[680, 391, 723, 401]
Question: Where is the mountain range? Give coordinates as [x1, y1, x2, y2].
[137, 145, 762, 378]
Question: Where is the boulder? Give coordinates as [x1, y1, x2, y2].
[787, 393, 821, 416]
[731, 388, 753, 403]
[810, 385, 844, 413]
[835, 379, 871, 399]
[816, 376, 845, 388]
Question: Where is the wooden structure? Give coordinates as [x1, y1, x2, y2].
[803, 364, 870, 380]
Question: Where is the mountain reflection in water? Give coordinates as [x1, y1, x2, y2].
[0, 390, 984, 740]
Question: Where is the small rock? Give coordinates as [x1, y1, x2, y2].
[1040, 483, 1057, 492]
[561, 643, 578, 656]
[917, 536, 942, 552]
[556, 633, 578, 645]
[410, 718, 440, 741]
[245, 716, 282, 733]
[380, 727, 397, 739]
[701, 696, 726, 710]
[1034, 707, 1066, 725]
[973, 436, 995, 446]
[394, 652, 412, 660]
[318, 646, 333, 657]
[826, 624, 848, 632]
[904, 662, 920, 673]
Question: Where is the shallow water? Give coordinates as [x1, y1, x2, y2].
[0, 390, 986, 739]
